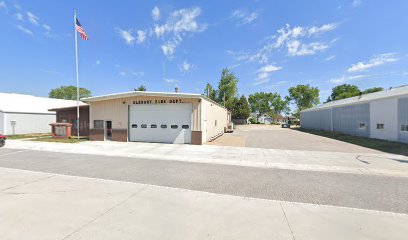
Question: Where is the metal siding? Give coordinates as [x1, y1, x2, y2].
[0, 112, 4, 134]
[3, 112, 55, 135]
[300, 109, 331, 131]
[398, 98, 408, 143]
[369, 98, 398, 141]
[332, 103, 370, 137]
[89, 96, 201, 131]
[203, 99, 228, 142]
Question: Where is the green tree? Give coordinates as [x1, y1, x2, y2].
[327, 84, 360, 102]
[204, 83, 216, 101]
[216, 68, 238, 110]
[49, 86, 92, 100]
[134, 85, 146, 91]
[248, 92, 289, 121]
[287, 84, 320, 117]
[362, 87, 383, 95]
[231, 95, 251, 119]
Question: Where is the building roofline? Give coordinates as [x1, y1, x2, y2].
[48, 104, 89, 112]
[82, 91, 228, 110]
[301, 85, 408, 113]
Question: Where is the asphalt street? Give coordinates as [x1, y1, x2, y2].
[1, 148, 407, 214]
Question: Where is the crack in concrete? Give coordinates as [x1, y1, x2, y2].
[280, 203, 296, 240]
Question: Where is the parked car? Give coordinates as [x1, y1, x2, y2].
[0, 134, 6, 147]
[281, 123, 291, 128]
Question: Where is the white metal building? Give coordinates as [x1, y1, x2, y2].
[0, 93, 85, 135]
[300, 85, 408, 143]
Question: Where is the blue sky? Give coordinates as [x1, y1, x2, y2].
[0, 0, 407, 102]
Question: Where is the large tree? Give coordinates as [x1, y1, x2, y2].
[49, 86, 92, 100]
[362, 87, 383, 94]
[216, 68, 238, 110]
[231, 95, 251, 119]
[134, 85, 146, 91]
[287, 84, 320, 117]
[204, 83, 216, 101]
[248, 92, 289, 121]
[327, 84, 360, 102]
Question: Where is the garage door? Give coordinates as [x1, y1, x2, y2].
[129, 103, 192, 144]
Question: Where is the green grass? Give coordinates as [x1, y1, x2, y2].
[30, 137, 88, 143]
[7, 133, 52, 139]
[295, 128, 408, 156]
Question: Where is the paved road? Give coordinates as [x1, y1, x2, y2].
[210, 125, 381, 153]
[1, 148, 407, 214]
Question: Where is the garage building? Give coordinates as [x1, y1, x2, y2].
[83, 91, 230, 144]
[0, 93, 85, 135]
[300, 85, 408, 143]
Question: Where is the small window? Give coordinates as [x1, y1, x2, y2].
[358, 123, 366, 129]
[141, 124, 147, 128]
[131, 124, 137, 128]
[215, 120, 217, 127]
[401, 124, 408, 132]
[171, 125, 178, 129]
[94, 120, 104, 129]
[161, 124, 167, 129]
[151, 124, 157, 128]
[376, 124, 384, 130]
[182, 125, 189, 129]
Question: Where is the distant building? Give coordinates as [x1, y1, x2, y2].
[300, 85, 408, 143]
[0, 93, 86, 135]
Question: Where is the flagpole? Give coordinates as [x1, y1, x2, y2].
[74, 10, 80, 141]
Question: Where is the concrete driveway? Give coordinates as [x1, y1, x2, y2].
[208, 124, 380, 153]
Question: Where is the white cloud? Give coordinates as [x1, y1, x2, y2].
[179, 59, 192, 73]
[352, 0, 362, 7]
[15, 13, 23, 20]
[96, 60, 101, 65]
[16, 25, 33, 35]
[152, 6, 160, 21]
[117, 29, 135, 45]
[347, 53, 398, 72]
[42, 24, 51, 31]
[231, 9, 259, 25]
[119, 71, 126, 76]
[136, 30, 146, 44]
[329, 74, 371, 84]
[26, 11, 39, 25]
[254, 64, 282, 85]
[165, 78, 179, 84]
[325, 55, 336, 61]
[0, 1, 6, 10]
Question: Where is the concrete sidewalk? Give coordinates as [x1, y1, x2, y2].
[5, 140, 408, 177]
[0, 167, 406, 240]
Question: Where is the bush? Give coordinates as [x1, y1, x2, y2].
[248, 117, 257, 124]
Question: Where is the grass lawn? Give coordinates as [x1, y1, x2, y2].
[295, 128, 408, 156]
[31, 137, 88, 143]
[7, 133, 52, 140]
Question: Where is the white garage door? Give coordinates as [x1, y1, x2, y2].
[129, 103, 192, 144]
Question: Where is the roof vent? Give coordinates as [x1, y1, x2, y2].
[175, 87, 179, 93]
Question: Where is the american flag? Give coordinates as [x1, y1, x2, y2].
[75, 18, 88, 40]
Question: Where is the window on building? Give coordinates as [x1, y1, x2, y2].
[376, 124, 384, 130]
[171, 125, 178, 129]
[94, 120, 103, 129]
[141, 124, 147, 128]
[215, 120, 217, 127]
[182, 125, 189, 129]
[131, 124, 137, 128]
[151, 124, 157, 128]
[161, 124, 167, 129]
[359, 123, 366, 129]
[401, 124, 408, 132]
